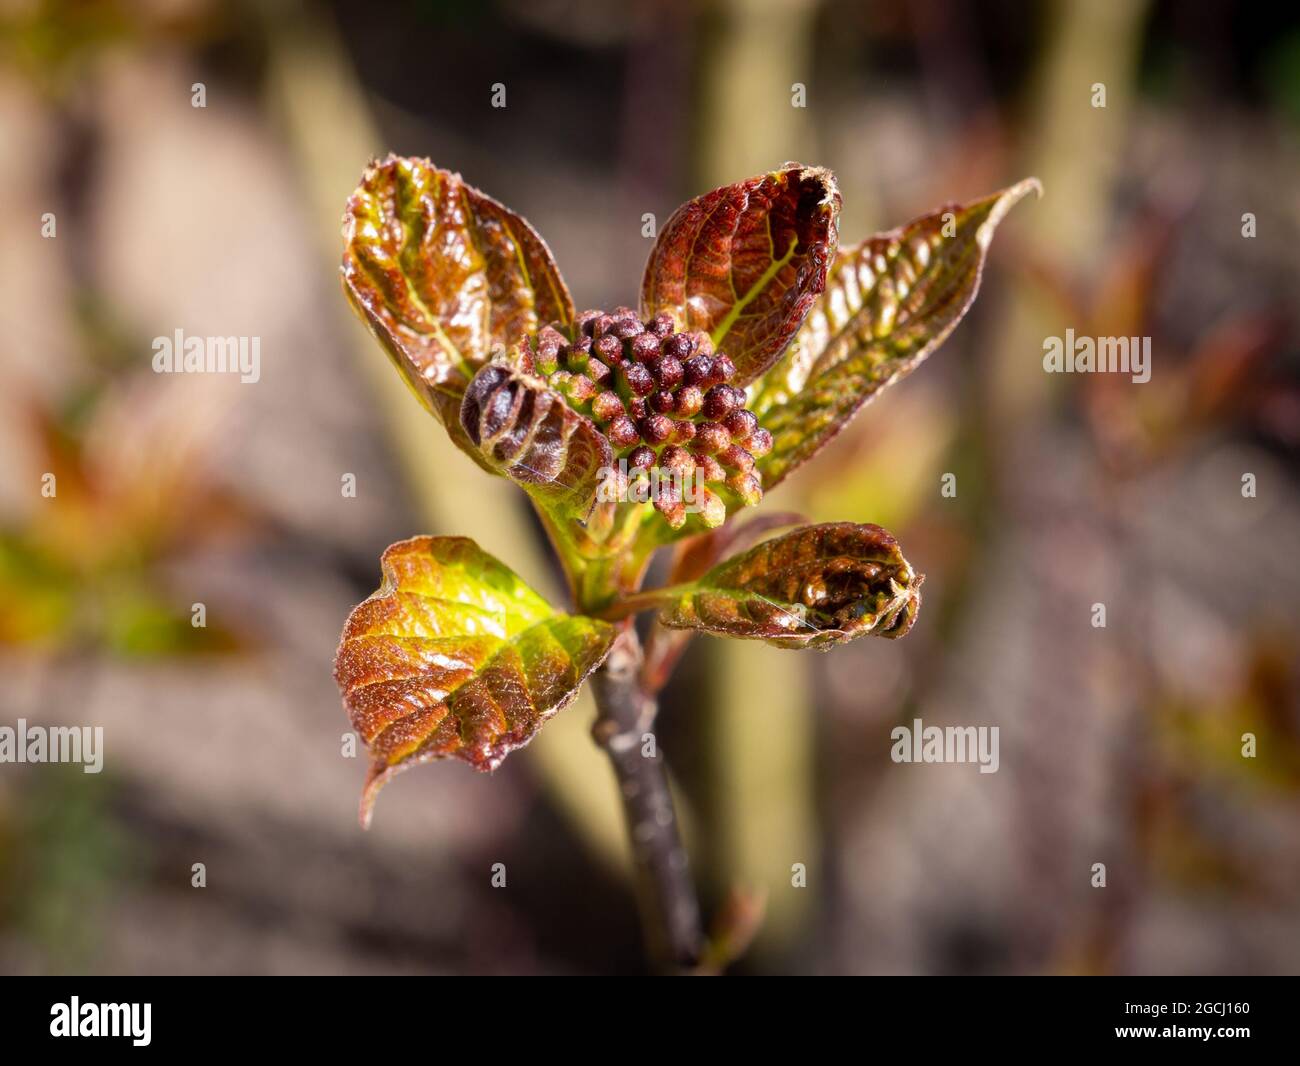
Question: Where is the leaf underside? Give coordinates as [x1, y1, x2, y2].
[750, 179, 1041, 489]
[641, 162, 841, 387]
[334, 536, 615, 826]
[658, 522, 922, 649]
[341, 155, 574, 463]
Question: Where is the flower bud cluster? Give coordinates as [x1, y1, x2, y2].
[515, 307, 770, 527]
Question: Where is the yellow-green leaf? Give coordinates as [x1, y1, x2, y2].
[334, 536, 615, 826]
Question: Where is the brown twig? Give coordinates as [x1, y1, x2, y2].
[589, 625, 703, 971]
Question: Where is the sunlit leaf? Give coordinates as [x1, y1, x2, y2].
[341, 155, 575, 460]
[334, 536, 616, 826]
[641, 163, 840, 386]
[657, 522, 921, 649]
[459, 361, 613, 523]
[750, 179, 1040, 488]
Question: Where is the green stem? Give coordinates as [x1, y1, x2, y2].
[594, 584, 690, 622]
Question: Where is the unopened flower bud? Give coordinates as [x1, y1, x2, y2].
[698, 487, 727, 528]
[653, 485, 687, 529]
[675, 385, 704, 416]
[628, 444, 656, 470]
[660, 444, 695, 477]
[662, 333, 693, 360]
[671, 419, 697, 444]
[653, 355, 683, 390]
[508, 309, 767, 526]
[692, 451, 726, 482]
[594, 333, 623, 364]
[565, 374, 596, 404]
[591, 390, 625, 423]
[683, 354, 714, 388]
[609, 414, 640, 448]
[630, 332, 660, 362]
[702, 383, 743, 420]
[718, 443, 754, 473]
[727, 471, 762, 505]
[747, 427, 773, 457]
[622, 362, 655, 397]
[584, 357, 611, 386]
[650, 390, 676, 414]
[640, 413, 673, 445]
[695, 421, 730, 454]
[724, 408, 758, 441]
[648, 312, 675, 338]
[616, 325, 644, 347]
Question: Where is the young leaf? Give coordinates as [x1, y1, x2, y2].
[657, 522, 921, 649]
[641, 163, 841, 386]
[460, 362, 613, 522]
[334, 536, 615, 827]
[749, 179, 1040, 488]
[341, 155, 575, 459]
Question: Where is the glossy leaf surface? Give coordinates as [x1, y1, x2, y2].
[641, 163, 841, 386]
[750, 179, 1040, 488]
[334, 537, 615, 826]
[341, 155, 574, 458]
[658, 522, 921, 649]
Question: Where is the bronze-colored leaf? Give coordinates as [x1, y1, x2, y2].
[750, 179, 1040, 488]
[460, 362, 613, 522]
[641, 163, 841, 386]
[341, 155, 575, 459]
[657, 522, 922, 649]
[334, 536, 616, 826]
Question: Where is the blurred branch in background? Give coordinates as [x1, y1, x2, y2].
[989, 0, 1151, 429]
[691, 0, 821, 961]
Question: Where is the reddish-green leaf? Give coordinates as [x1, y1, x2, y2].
[334, 536, 615, 826]
[460, 362, 612, 522]
[657, 522, 921, 649]
[641, 163, 841, 386]
[749, 179, 1040, 488]
[341, 155, 575, 460]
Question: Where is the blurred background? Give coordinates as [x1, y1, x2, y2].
[1, 0, 1298, 975]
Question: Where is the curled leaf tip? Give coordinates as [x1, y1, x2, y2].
[657, 522, 923, 649]
[973, 177, 1042, 249]
[641, 163, 841, 387]
[778, 161, 838, 203]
